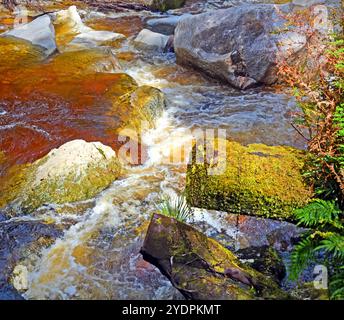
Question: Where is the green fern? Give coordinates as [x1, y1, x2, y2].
[289, 235, 316, 281]
[316, 233, 344, 259]
[156, 194, 194, 223]
[294, 199, 342, 229]
[330, 267, 344, 300]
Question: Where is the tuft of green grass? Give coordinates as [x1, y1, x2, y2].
[155, 193, 194, 223]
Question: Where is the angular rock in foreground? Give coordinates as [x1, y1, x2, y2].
[3, 14, 56, 56]
[141, 213, 289, 300]
[0, 140, 121, 212]
[185, 140, 313, 220]
[174, 4, 328, 89]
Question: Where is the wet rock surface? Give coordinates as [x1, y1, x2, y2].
[141, 213, 289, 300]
[174, 3, 327, 89]
[134, 28, 171, 52]
[185, 140, 313, 220]
[236, 246, 286, 284]
[3, 14, 57, 56]
[0, 217, 62, 299]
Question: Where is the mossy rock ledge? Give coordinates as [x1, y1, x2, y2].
[141, 213, 289, 300]
[0, 140, 122, 213]
[185, 140, 313, 220]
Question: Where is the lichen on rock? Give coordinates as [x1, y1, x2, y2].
[185, 140, 313, 220]
[141, 213, 289, 300]
[0, 140, 122, 212]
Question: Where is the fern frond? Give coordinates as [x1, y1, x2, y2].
[316, 233, 344, 259]
[294, 200, 342, 229]
[289, 235, 317, 281]
[330, 267, 344, 300]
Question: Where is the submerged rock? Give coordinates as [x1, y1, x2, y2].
[3, 14, 56, 56]
[185, 140, 313, 220]
[0, 140, 122, 212]
[141, 213, 289, 300]
[174, 4, 329, 89]
[134, 29, 171, 52]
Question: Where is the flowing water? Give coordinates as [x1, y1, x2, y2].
[0, 1, 308, 299]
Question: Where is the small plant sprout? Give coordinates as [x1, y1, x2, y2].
[155, 193, 194, 223]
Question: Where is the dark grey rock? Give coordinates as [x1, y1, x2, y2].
[174, 4, 327, 89]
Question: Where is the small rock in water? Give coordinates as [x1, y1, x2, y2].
[3, 14, 56, 56]
[11, 265, 28, 292]
[145, 14, 190, 35]
[134, 29, 171, 52]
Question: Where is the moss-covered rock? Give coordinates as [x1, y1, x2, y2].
[0, 140, 121, 212]
[109, 84, 165, 138]
[141, 213, 289, 300]
[148, 0, 185, 12]
[185, 140, 313, 220]
[290, 282, 329, 300]
[236, 246, 286, 284]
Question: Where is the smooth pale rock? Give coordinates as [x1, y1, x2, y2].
[174, 4, 329, 89]
[146, 14, 190, 35]
[4, 14, 56, 55]
[33, 140, 117, 184]
[53, 6, 125, 50]
[11, 265, 28, 292]
[53, 5, 87, 34]
[2, 140, 121, 212]
[134, 29, 170, 52]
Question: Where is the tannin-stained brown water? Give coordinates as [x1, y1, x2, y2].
[0, 1, 308, 299]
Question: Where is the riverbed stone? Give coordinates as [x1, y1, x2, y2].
[53, 6, 125, 51]
[236, 246, 286, 284]
[134, 29, 171, 52]
[3, 14, 56, 55]
[141, 213, 289, 300]
[174, 3, 329, 89]
[185, 140, 313, 220]
[145, 14, 190, 35]
[144, 0, 186, 12]
[0, 218, 62, 299]
[0, 140, 122, 212]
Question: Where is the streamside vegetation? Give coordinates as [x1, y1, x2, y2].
[278, 11, 344, 299]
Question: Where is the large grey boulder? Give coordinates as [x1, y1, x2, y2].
[4, 14, 56, 56]
[174, 4, 327, 89]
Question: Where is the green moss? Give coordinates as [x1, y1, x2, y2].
[185, 140, 313, 220]
[109, 85, 165, 137]
[143, 213, 289, 299]
[0, 150, 121, 212]
[150, 0, 185, 12]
